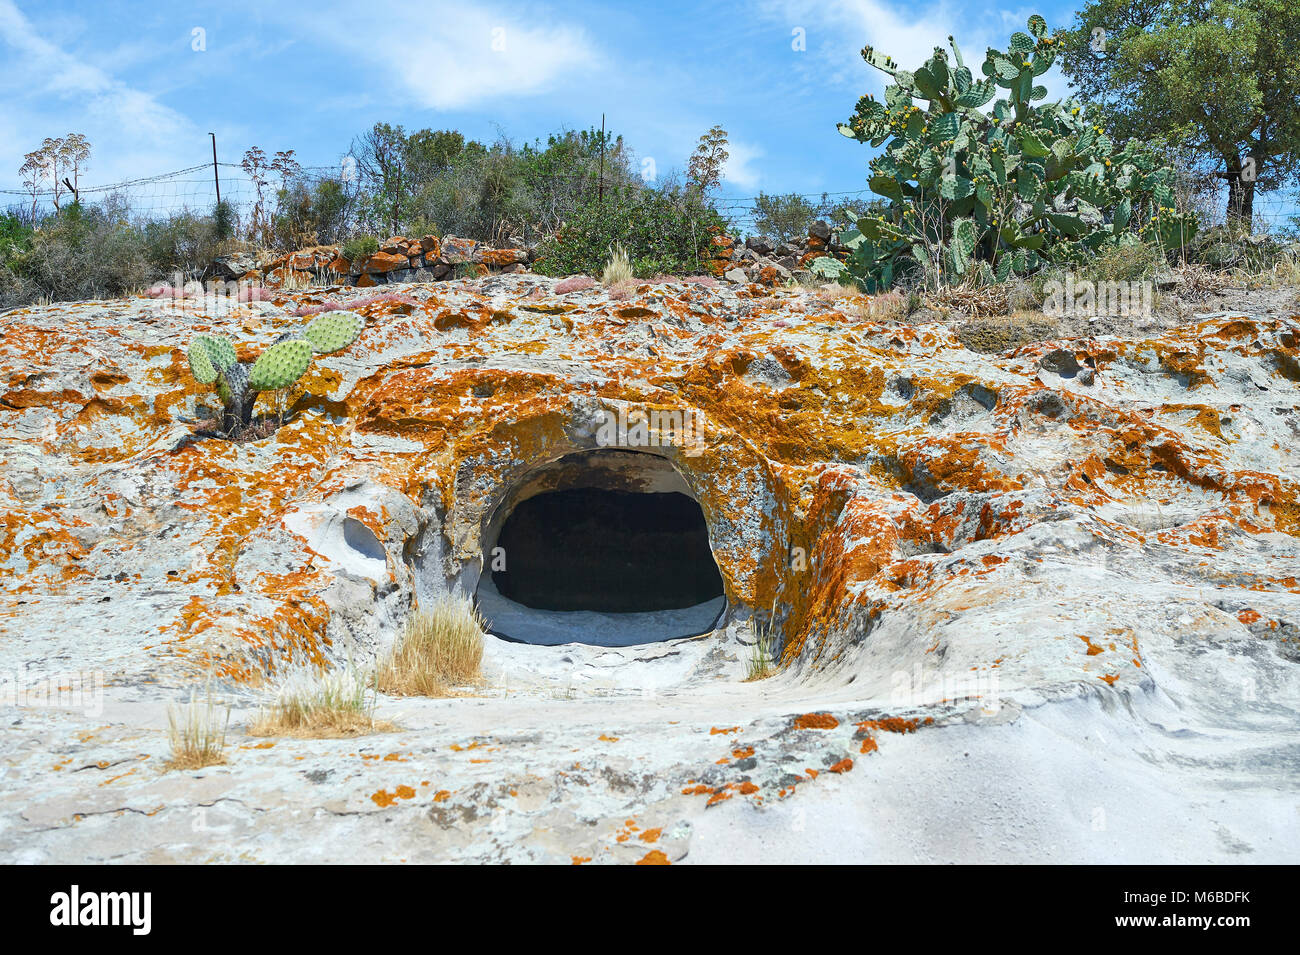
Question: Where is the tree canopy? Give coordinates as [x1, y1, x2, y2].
[1059, 0, 1300, 225]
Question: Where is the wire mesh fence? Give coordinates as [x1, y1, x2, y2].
[2, 158, 1296, 242]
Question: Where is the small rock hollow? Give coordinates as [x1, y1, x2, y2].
[492, 486, 724, 612]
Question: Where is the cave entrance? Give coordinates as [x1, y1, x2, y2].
[474, 450, 726, 646]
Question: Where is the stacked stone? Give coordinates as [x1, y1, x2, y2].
[724, 220, 851, 287]
[349, 235, 532, 287]
[209, 219, 853, 292]
[702, 228, 736, 277]
[211, 235, 534, 288]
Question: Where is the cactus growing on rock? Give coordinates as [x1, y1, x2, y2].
[837, 14, 1197, 290]
[187, 311, 363, 434]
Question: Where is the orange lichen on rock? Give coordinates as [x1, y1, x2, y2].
[793, 713, 839, 730]
[1, 278, 1295, 714]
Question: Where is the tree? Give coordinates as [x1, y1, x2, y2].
[1059, 0, 1300, 226]
[19, 150, 47, 219]
[41, 138, 67, 211]
[271, 149, 301, 190]
[516, 127, 634, 235]
[59, 134, 91, 203]
[753, 191, 830, 243]
[17, 135, 89, 216]
[351, 123, 411, 236]
[687, 125, 729, 195]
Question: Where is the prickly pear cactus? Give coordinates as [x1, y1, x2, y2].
[303, 311, 364, 354]
[185, 311, 364, 436]
[836, 14, 1197, 290]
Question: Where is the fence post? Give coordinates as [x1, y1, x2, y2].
[210, 133, 221, 207]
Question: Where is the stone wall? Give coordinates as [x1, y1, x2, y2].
[211, 234, 533, 289]
[210, 221, 855, 291]
[701, 220, 853, 286]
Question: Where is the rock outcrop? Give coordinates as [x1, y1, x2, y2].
[1, 274, 1297, 863]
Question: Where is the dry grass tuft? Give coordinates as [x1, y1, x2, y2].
[1172, 262, 1231, 302]
[249, 664, 395, 738]
[166, 685, 230, 771]
[375, 595, 486, 697]
[601, 244, 634, 286]
[607, 279, 638, 301]
[744, 612, 780, 682]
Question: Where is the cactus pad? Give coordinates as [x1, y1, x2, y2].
[187, 343, 217, 384]
[187, 335, 237, 384]
[204, 335, 238, 371]
[302, 311, 364, 354]
[249, 340, 313, 392]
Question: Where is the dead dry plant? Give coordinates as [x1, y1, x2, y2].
[165, 684, 230, 770]
[374, 595, 486, 697]
[249, 663, 395, 738]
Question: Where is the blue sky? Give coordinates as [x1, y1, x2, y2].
[12, 0, 1293, 231]
[0, 0, 1085, 204]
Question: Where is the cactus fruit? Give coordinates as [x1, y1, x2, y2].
[186, 311, 364, 435]
[839, 14, 1197, 290]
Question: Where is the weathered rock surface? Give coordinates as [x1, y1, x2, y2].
[1, 274, 1297, 862]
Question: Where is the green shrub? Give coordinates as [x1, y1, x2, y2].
[1078, 239, 1166, 283]
[141, 209, 228, 279]
[13, 203, 152, 302]
[341, 235, 378, 263]
[533, 185, 726, 278]
[0, 212, 34, 266]
[271, 178, 351, 248]
[753, 192, 832, 244]
[213, 200, 235, 242]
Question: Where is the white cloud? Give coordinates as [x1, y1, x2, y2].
[0, 0, 212, 187]
[723, 141, 765, 190]
[757, 0, 1054, 94]
[283, 3, 600, 111]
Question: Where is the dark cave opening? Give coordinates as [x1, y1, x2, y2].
[491, 486, 725, 613]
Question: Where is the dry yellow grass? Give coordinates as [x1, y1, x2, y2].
[601, 244, 634, 286]
[926, 281, 1010, 317]
[249, 665, 395, 738]
[744, 612, 780, 682]
[165, 686, 230, 771]
[375, 595, 486, 697]
[805, 283, 916, 322]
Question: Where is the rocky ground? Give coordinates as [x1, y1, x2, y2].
[1, 273, 1297, 863]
